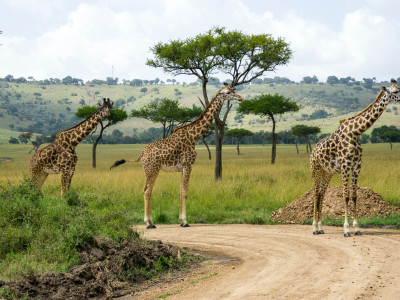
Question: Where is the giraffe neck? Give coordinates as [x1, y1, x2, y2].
[340, 91, 390, 136]
[61, 109, 106, 147]
[175, 95, 224, 142]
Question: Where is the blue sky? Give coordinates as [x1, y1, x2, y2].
[1, 0, 399, 83]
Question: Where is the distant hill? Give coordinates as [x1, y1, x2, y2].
[0, 81, 399, 144]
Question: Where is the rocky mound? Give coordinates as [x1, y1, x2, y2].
[271, 186, 400, 224]
[0, 237, 187, 299]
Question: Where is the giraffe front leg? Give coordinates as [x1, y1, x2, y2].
[179, 166, 192, 227]
[341, 170, 351, 237]
[351, 169, 362, 236]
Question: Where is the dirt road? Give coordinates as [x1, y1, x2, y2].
[133, 224, 400, 300]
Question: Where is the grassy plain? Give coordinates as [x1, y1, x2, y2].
[1, 143, 400, 224]
[1, 143, 400, 281]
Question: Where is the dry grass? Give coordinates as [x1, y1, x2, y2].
[1, 143, 399, 225]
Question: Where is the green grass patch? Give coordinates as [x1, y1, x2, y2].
[0, 178, 138, 281]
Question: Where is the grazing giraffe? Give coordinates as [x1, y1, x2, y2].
[310, 79, 400, 237]
[29, 98, 114, 195]
[110, 83, 243, 228]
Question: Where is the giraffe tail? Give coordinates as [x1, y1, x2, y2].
[110, 157, 141, 170]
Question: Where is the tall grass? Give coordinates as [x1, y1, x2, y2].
[1, 143, 399, 225]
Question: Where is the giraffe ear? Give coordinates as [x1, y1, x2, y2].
[391, 79, 399, 88]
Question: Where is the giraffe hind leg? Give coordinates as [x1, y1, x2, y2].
[316, 172, 333, 234]
[143, 172, 158, 229]
[311, 165, 324, 235]
[31, 171, 49, 188]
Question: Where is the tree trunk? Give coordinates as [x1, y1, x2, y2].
[214, 118, 224, 181]
[92, 124, 105, 168]
[236, 138, 240, 155]
[295, 140, 299, 154]
[306, 136, 311, 153]
[92, 141, 98, 168]
[202, 136, 212, 160]
[271, 117, 276, 164]
[390, 142, 393, 150]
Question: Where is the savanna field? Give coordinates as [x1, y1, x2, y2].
[1, 142, 400, 283]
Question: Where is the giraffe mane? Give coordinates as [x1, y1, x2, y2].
[172, 88, 223, 134]
[339, 90, 384, 124]
[56, 101, 108, 137]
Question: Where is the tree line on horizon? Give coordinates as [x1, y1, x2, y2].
[1, 74, 397, 88]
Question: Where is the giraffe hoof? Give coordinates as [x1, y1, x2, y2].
[181, 223, 190, 227]
[318, 230, 325, 234]
[344, 233, 351, 237]
[146, 225, 157, 229]
[355, 231, 362, 236]
[313, 231, 319, 235]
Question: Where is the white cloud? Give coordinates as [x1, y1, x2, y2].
[1, 0, 399, 82]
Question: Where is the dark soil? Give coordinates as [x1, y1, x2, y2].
[271, 186, 400, 224]
[0, 237, 195, 299]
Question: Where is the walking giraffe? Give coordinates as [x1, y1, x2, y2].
[310, 79, 400, 237]
[110, 84, 243, 228]
[29, 98, 114, 195]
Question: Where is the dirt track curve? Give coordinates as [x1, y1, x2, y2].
[129, 224, 400, 300]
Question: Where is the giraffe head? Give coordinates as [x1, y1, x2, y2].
[98, 98, 114, 117]
[216, 83, 244, 102]
[381, 79, 400, 102]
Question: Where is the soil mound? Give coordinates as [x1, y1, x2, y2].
[271, 186, 400, 224]
[0, 237, 184, 299]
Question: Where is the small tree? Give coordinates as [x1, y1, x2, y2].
[237, 94, 300, 164]
[29, 135, 46, 154]
[76, 106, 128, 168]
[132, 98, 202, 139]
[383, 131, 400, 150]
[225, 128, 254, 155]
[292, 124, 321, 153]
[18, 132, 33, 144]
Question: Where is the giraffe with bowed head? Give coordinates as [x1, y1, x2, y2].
[111, 83, 243, 228]
[310, 79, 400, 237]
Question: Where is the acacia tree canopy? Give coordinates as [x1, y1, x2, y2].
[131, 98, 202, 138]
[237, 94, 300, 164]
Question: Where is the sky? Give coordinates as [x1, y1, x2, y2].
[1, 0, 399, 83]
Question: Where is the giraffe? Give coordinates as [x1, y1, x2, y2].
[29, 98, 114, 195]
[310, 79, 400, 237]
[110, 83, 243, 228]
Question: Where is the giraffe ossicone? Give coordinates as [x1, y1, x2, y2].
[310, 79, 400, 237]
[29, 98, 114, 195]
[110, 84, 243, 229]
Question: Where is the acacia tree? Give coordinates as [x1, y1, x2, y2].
[131, 98, 202, 138]
[225, 128, 254, 155]
[76, 106, 128, 168]
[147, 27, 292, 179]
[237, 94, 299, 164]
[291, 124, 321, 153]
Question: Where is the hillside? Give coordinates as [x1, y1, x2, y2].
[1, 81, 399, 143]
